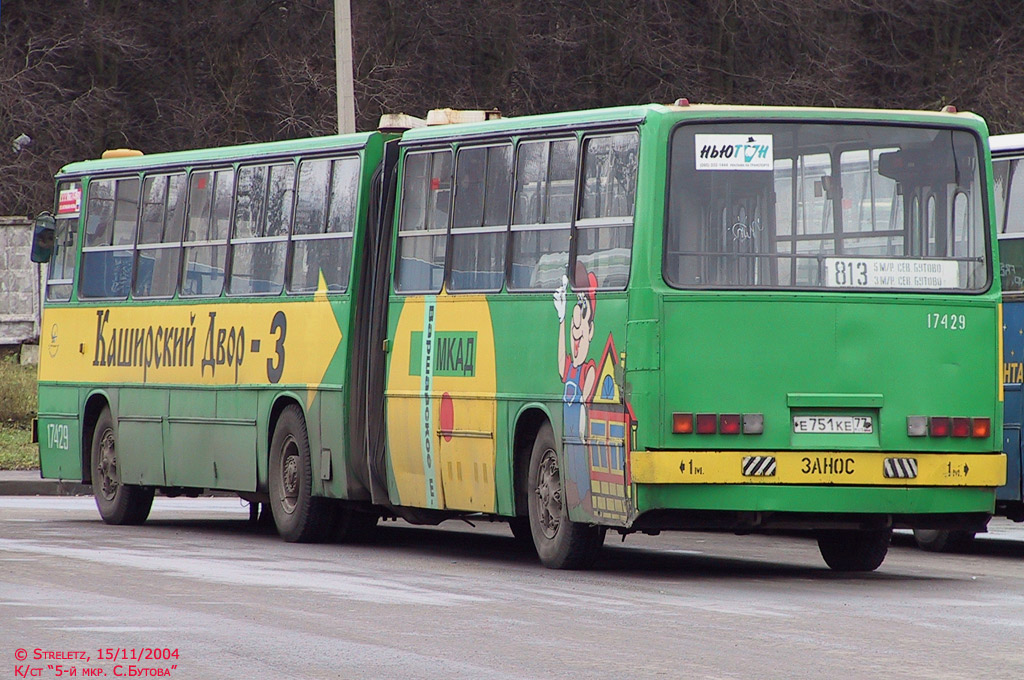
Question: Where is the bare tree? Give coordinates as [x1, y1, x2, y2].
[4, 0, 1024, 216]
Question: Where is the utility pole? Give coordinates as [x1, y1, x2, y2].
[335, 0, 356, 134]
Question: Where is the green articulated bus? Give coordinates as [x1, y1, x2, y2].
[32, 102, 1006, 572]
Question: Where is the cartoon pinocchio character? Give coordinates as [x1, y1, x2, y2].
[553, 263, 599, 511]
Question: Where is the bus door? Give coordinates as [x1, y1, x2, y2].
[565, 130, 640, 527]
[385, 145, 499, 514]
[351, 139, 399, 506]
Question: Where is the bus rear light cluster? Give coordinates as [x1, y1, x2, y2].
[907, 416, 990, 438]
[672, 412, 764, 435]
[697, 413, 717, 434]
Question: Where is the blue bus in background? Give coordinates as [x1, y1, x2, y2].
[915, 133, 1024, 550]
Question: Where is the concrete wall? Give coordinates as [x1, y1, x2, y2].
[0, 216, 42, 348]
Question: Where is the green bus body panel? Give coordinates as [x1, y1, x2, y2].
[118, 388, 168, 486]
[635, 295, 1001, 453]
[164, 389, 257, 491]
[36, 385, 82, 480]
[317, 388, 350, 499]
[636, 484, 996, 515]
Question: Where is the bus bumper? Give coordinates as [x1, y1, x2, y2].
[631, 450, 1006, 487]
[629, 450, 1005, 523]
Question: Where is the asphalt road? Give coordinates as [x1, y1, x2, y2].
[2, 496, 1023, 679]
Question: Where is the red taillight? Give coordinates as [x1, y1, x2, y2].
[673, 411, 764, 435]
[696, 413, 717, 434]
[925, 415, 989, 438]
[672, 412, 694, 434]
[929, 417, 951, 437]
[720, 413, 741, 435]
[951, 417, 971, 438]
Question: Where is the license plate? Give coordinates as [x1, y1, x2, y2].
[792, 415, 873, 434]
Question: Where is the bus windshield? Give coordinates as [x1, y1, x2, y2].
[665, 122, 988, 292]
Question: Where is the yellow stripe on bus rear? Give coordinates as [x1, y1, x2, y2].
[631, 450, 1006, 487]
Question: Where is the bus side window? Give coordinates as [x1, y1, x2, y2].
[228, 162, 293, 296]
[449, 143, 512, 293]
[1004, 158, 1024, 236]
[509, 138, 577, 291]
[394, 149, 452, 293]
[84, 179, 114, 249]
[79, 177, 139, 299]
[993, 158, 1011, 235]
[290, 156, 359, 293]
[574, 131, 638, 290]
[134, 173, 185, 298]
[182, 168, 233, 298]
[999, 158, 1024, 294]
[46, 180, 82, 302]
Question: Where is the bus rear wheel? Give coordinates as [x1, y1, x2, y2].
[269, 405, 335, 543]
[91, 406, 154, 525]
[817, 528, 891, 572]
[527, 423, 604, 569]
[913, 529, 976, 552]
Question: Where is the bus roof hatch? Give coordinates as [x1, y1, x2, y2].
[425, 108, 502, 126]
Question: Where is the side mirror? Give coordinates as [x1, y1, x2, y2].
[30, 212, 56, 263]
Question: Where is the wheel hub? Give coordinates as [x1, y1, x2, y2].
[534, 449, 562, 539]
[280, 436, 300, 513]
[96, 428, 118, 501]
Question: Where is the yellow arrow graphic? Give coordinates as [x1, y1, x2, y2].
[39, 274, 344, 391]
[301, 272, 344, 407]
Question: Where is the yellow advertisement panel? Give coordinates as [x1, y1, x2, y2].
[385, 294, 497, 512]
[39, 286, 343, 396]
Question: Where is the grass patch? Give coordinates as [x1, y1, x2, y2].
[0, 357, 38, 470]
[0, 355, 36, 425]
[0, 426, 38, 470]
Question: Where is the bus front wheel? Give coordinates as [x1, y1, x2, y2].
[268, 405, 335, 543]
[527, 423, 604, 569]
[817, 528, 891, 572]
[91, 406, 154, 525]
